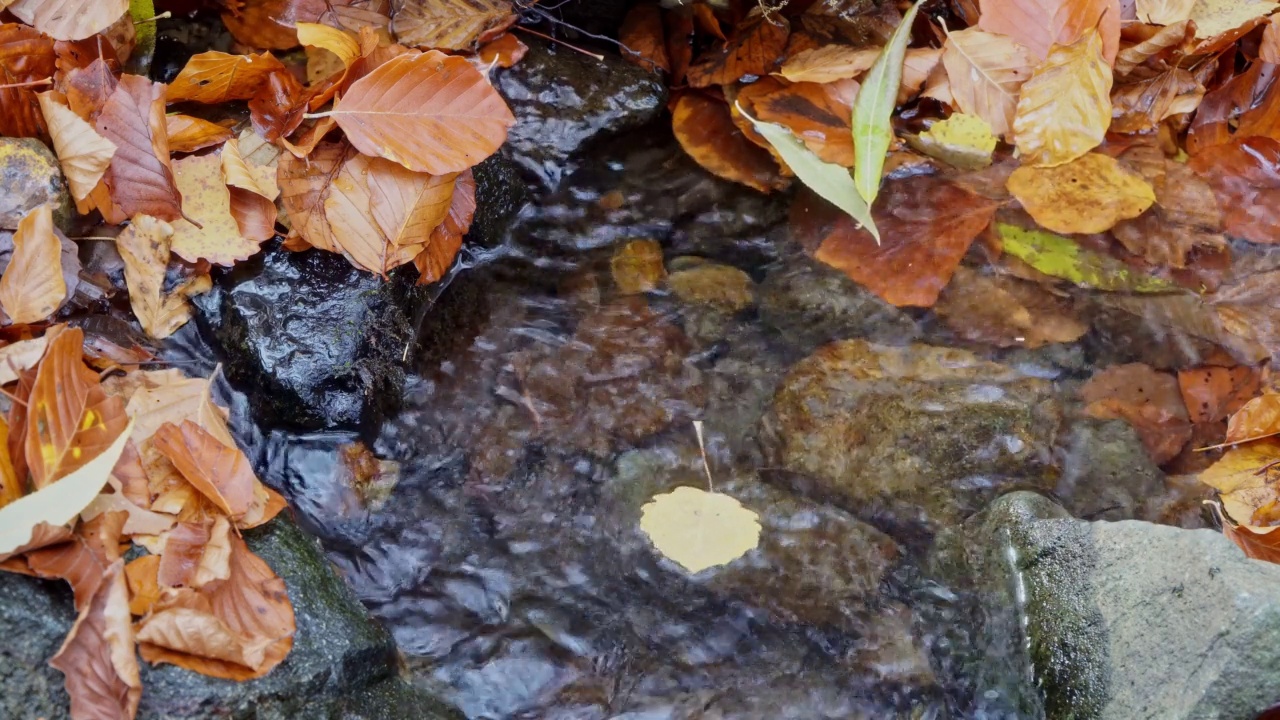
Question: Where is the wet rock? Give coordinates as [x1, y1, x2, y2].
[195, 241, 427, 431]
[758, 255, 921, 354]
[551, 0, 632, 37]
[0, 138, 73, 232]
[936, 491, 1280, 720]
[666, 259, 755, 313]
[495, 37, 667, 190]
[468, 153, 529, 248]
[758, 340, 1061, 531]
[0, 517, 460, 720]
[1054, 417, 1166, 520]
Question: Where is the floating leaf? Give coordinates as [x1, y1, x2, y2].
[909, 112, 997, 169]
[686, 8, 789, 87]
[390, 0, 516, 52]
[0, 205, 67, 325]
[1082, 363, 1192, 464]
[1007, 152, 1155, 234]
[37, 91, 116, 203]
[852, 0, 922, 205]
[994, 223, 1176, 292]
[1012, 30, 1113, 167]
[639, 486, 761, 573]
[674, 93, 786, 193]
[8, 0, 129, 41]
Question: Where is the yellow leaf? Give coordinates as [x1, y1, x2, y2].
[1137, 0, 1197, 24]
[940, 28, 1035, 139]
[1006, 153, 1155, 234]
[639, 486, 761, 573]
[117, 215, 199, 339]
[1188, 0, 1278, 38]
[0, 205, 67, 325]
[296, 22, 360, 67]
[37, 92, 116, 203]
[1200, 438, 1280, 528]
[170, 152, 262, 266]
[610, 239, 666, 295]
[1012, 30, 1112, 168]
[910, 113, 997, 170]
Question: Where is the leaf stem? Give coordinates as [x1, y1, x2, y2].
[693, 420, 714, 492]
[0, 77, 52, 90]
[134, 11, 171, 25]
[512, 26, 604, 61]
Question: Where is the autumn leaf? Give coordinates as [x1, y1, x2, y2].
[1112, 152, 1226, 268]
[750, 80, 856, 167]
[1226, 393, 1280, 443]
[1007, 152, 1155, 234]
[611, 239, 666, 295]
[95, 74, 184, 222]
[1082, 363, 1193, 465]
[1201, 439, 1280, 527]
[330, 50, 515, 175]
[124, 371, 235, 450]
[221, 137, 279, 242]
[169, 151, 262, 266]
[852, 0, 922, 205]
[165, 51, 285, 104]
[391, 0, 516, 51]
[277, 140, 348, 253]
[619, 4, 670, 73]
[1188, 136, 1280, 244]
[813, 175, 998, 307]
[81, 492, 177, 537]
[978, 0, 1121, 63]
[416, 168, 474, 283]
[937, 266, 1087, 348]
[1178, 366, 1260, 423]
[994, 223, 1176, 291]
[1262, 19, 1280, 62]
[157, 519, 230, 588]
[665, 7, 694, 84]
[1188, 0, 1278, 39]
[1013, 30, 1113, 167]
[673, 93, 786, 193]
[220, 0, 325, 50]
[908, 112, 998, 170]
[116, 215, 197, 339]
[367, 158, 457, 247]
[8, 0, 128, 41]
[126, 554, 161, 616]
[249, 67, 308, 142]
[62, 56, 117, 123]
[0, 23, 57, 138]
[0, 416, 21, 510]
[686, 8, 789, 88]
[940, 28, 1035, 139]
[324, 153, 424, 275]
[1138, 0, 1198, 24]
[152, 420, 256, 521]
[1114, 20, 1194, 76]
[1110, 69, 1204, 134]
[37, 91, 116, 203]
[48, 559, 141, 720]
[640, 486, 761, 573]
[777, 45, 878, 84]
[25, 510, 126, 610]
[477, 32, 527, 69]
[0, 205, 67, 325]
[0, 335, 48, 388]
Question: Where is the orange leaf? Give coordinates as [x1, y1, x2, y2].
[1177, 366, 1260, 424]
[1263, 20, 1280, 63]
[222, 137, 279, 242]
[0, 205, 67, 325]
[49, 559, 141, 720]
[249, 67, 308, 142]
[0, 416, 21, 509]
[750, 79, 857, 167]
[220, 0, 325, 50]
[331, 50, 515, 174]
[117, 215, 196, 340]
[941, 27, 1035, 138]
[8, 0, 128, 42]
[416, 168, 474, 283]
[390, 0, 516, 51]
[1188, 136, 1280, 244]
[477, 32, 527, 69]
[672, 92, 786, 193]
[169, 151, 262, 265]
[81, 491, 176, 536]
[26, 510, 126, 610]
[324, 152, 424, 274]
[686, 8, 789, 88]
[152, 420, 257, 520]
[125, 554, 161, 616]
[157, 520, 212, 588]
[665, 7, 695, 84]
[1223, 522, 1280, 563]
[1082, 363, 1192, 465]
[0, 23, 57, 138]
[777, 44, 877, 83]
[812, 175, 999, 308]
[277, 140, 348, 253]
[62, 56, 117, 122]
[978, 0, 1121, 64]
[165, 51, 285, 104]
[1227, 393, 1280, 443]
[619, 4, 670, 74]
[95, 74, 184, 222]
[368, 159, 457, 247]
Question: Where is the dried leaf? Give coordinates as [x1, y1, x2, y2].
[221, 138, 278, 242]
[1007, 152, 1155, 233]
[324, 153, 422, 274]
[0, 334, 47, 387]
[1012, 30, 1114, 167]
[1138, 0, 1198, 24]
[1082, 363, 1192, 464]
[169, 152, 261, 265]
[95, 74, 183, 222]
[639, 486, 761, 573]
[152, 420, 256, 521]
[1227, 393, 1280, 442]
[220, 0, 326, 50]
[687, 8, 789, 87]
[296, 22, 361, 67]
[978, 0, 1121, 63]
[367, 158, 457, 247]
[1178, 366, 1259, 423]
[416, 168, 473, 283]
[38, 91, 116, 202]
[1110, 68, 1204, 133]
[936, 265, 1087, 348]
[390, 0, 516, 51]
[117, 215, 196, 339]
[619, 4, 670, 74]
[8, 0, 129, 41]
[1188, 136, 1280, 244]
[62, 56, 117, 123]
[751, 79, 857, 167]
[940, 28, 1036, 139]
[0, 205, 67, 325]
[81, 492, 176, 536]
[49, 560, 140, 720]
[165, 51, 284, 104]
[994, 223, 1176, 291]
[126, 554, 161, 616]
[673, 93, 786, 193]
[852, 0, 922, 206]
[277, 141, 349, 253]
[0, 23, 58, 138]
[25, 511, 126, 609]
[778, 45, 878, 83]
[908, 112, 998, 170]
[332, 49, 514, 174]
[1263, 20, 1280, 62]
[1114, 20, 1194, 76]
[1201, 439, 1280, 525]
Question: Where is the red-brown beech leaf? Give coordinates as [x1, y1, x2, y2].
[619, 4, 670, 74]
[26, 510, 126, 611]
[1178, 365, 1260, 424]
[749, 79, 857, 167]
[978, 0, 1121, 64]
[330, 50, 515, 174]
[95, 74, 184, 222]
[165, 51, 285, 104]
[477, 32, 527, 69]
[220, 0, 327, 50]
[0, 23, 57, 138]
[416, 168, 474, 283]
[811, 175, 999, 308]
[686, 8, 789, 87]
[672, 92, 787, 193]
[665, 7, 695, 84]
[1188, 136, 1280, 244]
[1082, 363, 1193, 465]
[49, 559, 141, 720]
[277, 140, 351, 253]
[63, 56, 118, 122]
[152, 420, 256, 521]
[390, 0, 517, 52]
[1187, 63, 1280, 155]
[249, 68, 308, 142]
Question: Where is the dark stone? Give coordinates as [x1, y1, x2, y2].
[468, 154, 530, 248]
[0, 138, 73, 232]
[494, 37, 667, 190]
[194, 241, 428, 432]
[1054, 417, 1166, 521]
[0, 517, 461, 720]
[544, 0, 632, 37]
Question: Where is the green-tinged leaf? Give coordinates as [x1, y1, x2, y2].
[0, 419, 133, 558]
[852, 0, 923, 205]
[740, 103, 880, 242]
[995, 223, 1176, 293]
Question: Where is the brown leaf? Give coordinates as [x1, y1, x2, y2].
[152, 420, 257, 521]
[49, 559, 141, 720]
[416, 168, 473, 283]
[165, 114, 234, 154]
[672, 92, 786, 193]
[109, 439, 150, 508]
[169, 152, 261, 265]
[222, 138, 279, 243]
[80, 491, 176, 536]
[249, 67, 308, 142]
[390, 0, 516, 51]
[117, 215, 197, 339]
[0, 23, 57, 138]
[26, 510, 126, 609]
[941, 28, 1036, 138]
[813, 175, 999, 307]
[324, 152, 423, 274]
[777, 44, 878, 83]
[62, 56, 117, 122]
[165, 51, 285, 104]
[1263, 20, 1280, 63]
[1112, 153, 1226, 268]
[53, 35, 121, 78]
[0, 205, 67, 325]
[1178, 365, 1260, 423]
[477, 32, 527, 69]
[125, 554, 161, 616]
[1188, 135, 1280, 244]
[156, 520, 209, 588]
[1082, 363, 1193, 464]
[25, 327, 129, 488]
[1188, 62, 1280, 155]
[38, 90, 116, 203]
[1223, 521, 1280, 563]
[1012, 29, 1114, 167]
[978, 0, 1122, 63]
[665, 7, 695, 84]
[1110, 68, 1204, 133]
[619, 4, 670, 74]
[220, 0, 327, 50]
[277, 140, 349, 253]
[936, 265, 1087, 348]
[687, 8, 789, 88]
[95, 74, 184, 222]
[750, 79, 857, 167]
[1114, 20, 1194, 77]
[8, 0, 128, 42]
[367, 158, 457, 247]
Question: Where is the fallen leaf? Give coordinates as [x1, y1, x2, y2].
[1201, 438, 1280, 524]
[367, 158, 456, 247]
[157, 520, 211, 587]
[1263, 19, 1280, 62]
[416, 168, 473, 283]
[673, 93, 786, 193]
[1188, 0, 1279, 38]
[0, 416, 20, 509]
[1138, 0, 1198, 24]
[0, 205, 67, 325]
[1112, 153, 1226, 268]
[169, 152, 261, 265]
[994, 223, 1177, 291]
[165, 51, 284, 104]
[908, 112, 997, 169]
[936, 265, 1088, 347]
[1226, 393, 1280, 442]
[48, 559, 141, 720]
[324, 152, 423, 274]
[126, 554, 161, 616]
[117, 215, 197, 339]
[0, 23, 58, 138]
[8, 0, 128, 41]
[1114, 20, 1194, 76]
[37, 91, 116, 203]
[1178, 366, 1260, 423]
[220, 0, 325, 50]
[95, 74, 184, 222]
[1082, 363, 1193, 464]
[687, 8, 789, 87]
[221, 138, 278, 242]
[1110, 68, 1205, 133]
[611, 239, 666, 295]
[853, 0, 922, 206]
[0, 334, 48, 387]
[778, 44, 878, 83]
[639, 486, 761, 573]
[277, 141, 349, 253]
[81, 491, 176, 536]
[1013, 30, 1114, 167]
[978, 0, 1121, 63]
[1188, 136, 1280, 244]
[940, 28, 1036, 139]
[750, 79, 857, 167]
[25, 510, 126, 609]
[390, 0, 516, 51]
[1222, 521, 1280, 562]
[619, 4, 670, 73]
[1007, 152, 1155, 233]
[665, 7, 695, 84]
[248, 67, 308, 142]
[152, 420, 256, 521]
[124, 371, 235, 451]
[296, 22, 361, 68]
[813, 175, 997, 306]
[331, 49, 514, 174]
[62, 56, 117, 123]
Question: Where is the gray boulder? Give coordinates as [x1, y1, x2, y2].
[0, 137, 73, 232]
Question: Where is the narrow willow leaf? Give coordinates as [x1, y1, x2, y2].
[740, 103, 880, 242]
[852, 0, 923, 205]
[995, 223, 1176, 293]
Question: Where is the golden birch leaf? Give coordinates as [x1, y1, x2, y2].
[0, 205, 67, 325]
[37, 92, 116, 203]
[117, 215, 196, 339]
[1012, 30, 1113, 168]
[941, 28, 1036, 139]
[639, 486, 761, 573]
[1007, 152, 1155, 233]
[169, 152, 261, 266]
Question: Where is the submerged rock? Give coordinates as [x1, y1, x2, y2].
[934, 491, 1280, 720]
[0, 517, 459, 720]
[0, 138, 73, 232]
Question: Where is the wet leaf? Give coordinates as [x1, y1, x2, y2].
[674, 93, 786, 193]
[152, 420, 256, 522]
[1188, 0, 1279, 38]
[248, 66, 308, 142]
[1262, 19, 1280, 62]
[1201, 439, 1280, 525]
[936, 265, 1087, 348]
[1112, 154, 1226, 268]
[296, 22, 360, 68]
[778, 44, 878, 83]
[750, 79, 858, 167]
[1007, 152, 1155, 234]
[220, 0, 326, 50]
[81, 491, 176, 536]
[0, 205, 67, 325]
[169, 152, 260, 266]
[940, 28, 1036, 139]
[1188, 136, 1280, 244]
[62, 56, 117, 123]
[331, 50, 515, 175]
[8, 0, 128, 42]
[1114, 20, 1194, 76]
[0, 22, 56, 138]
[619, 4, 670, 74]
[1222, 521, 1280, 563]
[687, 8, 789, 87]
[48, 559, 141, 720]
[415, 168, 473, 283]
[324, 152, 424, 275]
[813, 175, 997, 306]
[639, 486, 761, 574]
[909, 112, 997, 169]
[95, 74, 183, 222]
[1110, 69, 1204, 134]
[1177, 366, 1260, 423]
[126, 554, 161, 616]
[25, 511, 126, 609]
[390, 0, 515, 51]
[116, 215, 196, 339]
[1082, 363, 1192, 464]
[165, 51, 284, 104]
[1013, 30, 1113, 167]
[1226, 393, 1280, 442]
[611, 239, 666, 295]
[38, 91, 116, 203]
[978, 0, 1121, 63]
[157, 519, 227, 588]
[277, 141, 348, 253]
[221, 137, 279, 243]
[994, 223, 1177, 291]
[367, 159, 456, 248]
[852, 0, 922, 205]
[477, 31, 526, 69]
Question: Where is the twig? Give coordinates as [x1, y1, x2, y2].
[0, 385, 27, 408]
[693, 420, 714, 492]
[134, 11, 171, 25]
[512, 26, 605, 61]
[0, 77, 52, 90]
